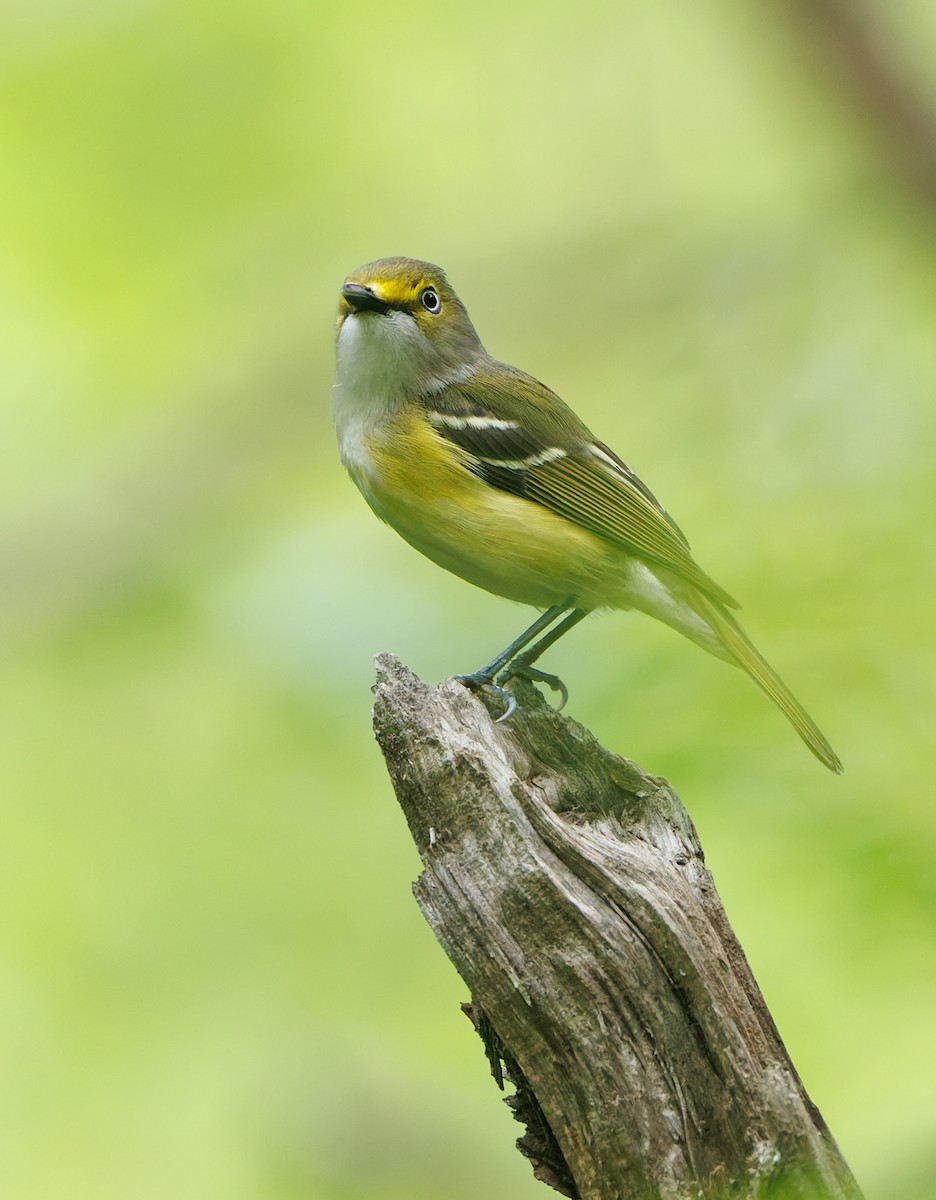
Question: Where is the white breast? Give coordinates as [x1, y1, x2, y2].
[331, 314, 412, 478]
[331, 311, 480, 478]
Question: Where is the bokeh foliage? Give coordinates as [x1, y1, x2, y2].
[1, 2, 934, 1197]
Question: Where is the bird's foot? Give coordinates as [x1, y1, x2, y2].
[454, 673, 517, 722]
[457, 665, 568, 723]
[496, 665, 569, 712]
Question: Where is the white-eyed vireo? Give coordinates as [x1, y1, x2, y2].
[331, 256, 842, 773]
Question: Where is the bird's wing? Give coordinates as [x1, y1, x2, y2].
[426, 360, 739, 608]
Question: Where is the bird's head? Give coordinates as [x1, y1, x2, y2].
[336, 257, 485, 395]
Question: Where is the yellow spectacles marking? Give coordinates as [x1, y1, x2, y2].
[354, 274, 434, 308]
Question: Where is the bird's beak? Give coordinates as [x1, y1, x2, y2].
[341, 282, 390, 314]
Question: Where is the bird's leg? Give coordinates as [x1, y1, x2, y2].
[456, 602, 575, 720]
[495, 608, 589, 713]
[457, 602, 574, 685]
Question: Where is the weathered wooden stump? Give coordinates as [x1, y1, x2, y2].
[372, 654, 861, 1200]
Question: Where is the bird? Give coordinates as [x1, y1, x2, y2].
[331, 256, 842, 773]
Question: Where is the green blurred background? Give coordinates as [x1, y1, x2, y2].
[2, 2, 934, 1197]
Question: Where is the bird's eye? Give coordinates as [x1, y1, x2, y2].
[420, 287, 442, 314]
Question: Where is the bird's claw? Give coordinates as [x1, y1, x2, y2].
[455, 673, 517, 723]
[493, 687, 518, 723]
[501, 665, 569, 712]
[456, 665, 568, 722]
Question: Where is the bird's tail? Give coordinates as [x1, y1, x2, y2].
[695, 595, 843, 774]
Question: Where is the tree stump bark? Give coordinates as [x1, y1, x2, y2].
[371, 654, 862, 1200]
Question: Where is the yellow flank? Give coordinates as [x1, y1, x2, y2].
[355, 407, 630, 609]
